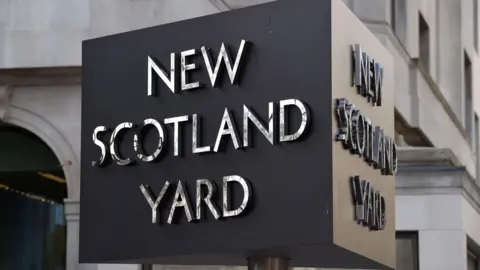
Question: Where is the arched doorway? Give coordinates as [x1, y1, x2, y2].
[0, 122, 67, 270]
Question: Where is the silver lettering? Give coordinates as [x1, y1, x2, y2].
[110, 122, 134, 166]
[279, 99, 310, 142]
[164, 115, 189, 157]
[140, 182, 170, 224]
[213, 108, 241, 152]
[201, 40, 249, 87]
[243, 103, 275, 147]
[181, 49, 201, 91]
[147, 55, 175, 96]
[222, 175, 251, 218]
[92, 126, 109, 167]
[192, 114, 211, 154]
[196, 179, 220, 220]
[134, 118, 165, 162]
[168, 180, 194, 224]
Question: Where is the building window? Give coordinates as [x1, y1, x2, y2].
[419, 13, 430, 72]
[475, 0, 478, 52]
[468, 250, 478, 270]
[475, 114, 479, 184]
[391, 0, 408, 47]
[465, 51, 473, 142]
[396, 232, 419, 270]
[391, 0, 396, 32]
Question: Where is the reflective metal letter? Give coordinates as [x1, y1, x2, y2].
[223, 175, 251, 218]
[140, 182, 170, 224]
[335, 98, 350, 143]
[213, 108, 241, 152]
[373, 195, 386, 230]
[366, 58, 376, 104]
[201, 39, 249, 87]
[181, 49, 201, 91]
[164, 115, 189, 157]
[383, 136, 392, 175]
[363, 186, 374, 227]
[372, 191, 381, 230]
[374, 62, 384, 106]
[134, 119, 165, 162]
[353, 111, 366, 156]
[350, 176, 364, 222]
[243, 103, 275, 147]
[148, 54, 175, 96]
[192, 114, 211, 154]
[92, 126, 109, 167]
[352, 44, 383, 106]
[364, 117, 374, 164]
[372, 126, 384, 168]
[279, 99, 310, 142]
[360, 179, 370, 223]
[378, 196, 386, 229]
[196, 179, 220, 220]
[346, 107, 358, 152]
[391, 140, 398, 175]
[167, 181, 194, 224]
[110, 122, 134, 166]
[371, 191, 379, 229]
[352, 44, 369, 97]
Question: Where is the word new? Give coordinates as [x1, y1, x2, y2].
[351, 44, 383, 107]
[140, 175, 251, 224]
[148, 39, 249, 96]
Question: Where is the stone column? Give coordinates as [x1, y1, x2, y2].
[65, 198, 98, 270]
[436, 0, 462, 119]
[65, 198, 80, 270]
[0, 84, 12, 120]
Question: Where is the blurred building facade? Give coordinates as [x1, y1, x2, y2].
[342, 1, 480, 270]
[0, 0, 480, 270]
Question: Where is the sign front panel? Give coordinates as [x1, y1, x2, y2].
[81, 1, 397, 268]
[80, 0, 334, 265]
[331, 0, 396, 268]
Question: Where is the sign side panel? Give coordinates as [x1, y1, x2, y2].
[331, 0, 396, 268]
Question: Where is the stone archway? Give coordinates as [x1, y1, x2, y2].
[5, 105, 79, 198]
[0, 103, 81, 270]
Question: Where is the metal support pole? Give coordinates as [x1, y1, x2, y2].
[247, 256, 290, 270]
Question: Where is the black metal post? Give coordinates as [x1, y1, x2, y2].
[247, 256, 290, 270]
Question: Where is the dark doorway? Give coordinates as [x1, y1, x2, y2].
[0, 123, 67, 270]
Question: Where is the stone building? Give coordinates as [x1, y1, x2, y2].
[0, 0, 479, 270]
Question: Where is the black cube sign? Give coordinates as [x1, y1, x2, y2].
[80, 0, 396, 269]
